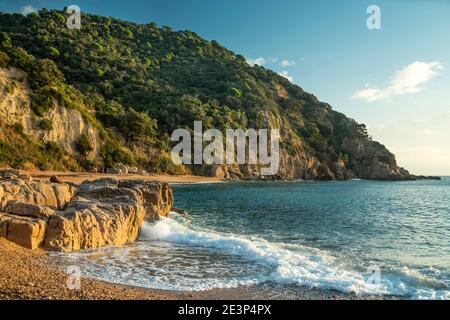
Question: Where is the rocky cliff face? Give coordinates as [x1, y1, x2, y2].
[205, 113, 414, 181]
[0, 68, 101, 159]
[0, 170, 173, 252]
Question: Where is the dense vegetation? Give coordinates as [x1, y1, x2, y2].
[0, 9, 372, 176]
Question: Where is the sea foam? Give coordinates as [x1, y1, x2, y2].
[139, 215, 408, 296]
[59, 214, 449, 299]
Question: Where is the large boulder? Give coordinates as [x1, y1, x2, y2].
[5, 200, 55, 219]
[0, 213, 46, 249]
[0, 177, 75, 211]
[0, 173, 174, 252]
[44, 199, 146, 252]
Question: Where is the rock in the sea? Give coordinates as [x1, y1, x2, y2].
[0, 173, 173, 252]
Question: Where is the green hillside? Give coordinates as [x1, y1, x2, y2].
[0, 9, 412, 180]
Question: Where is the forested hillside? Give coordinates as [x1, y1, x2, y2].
[0, 9, 413, 180]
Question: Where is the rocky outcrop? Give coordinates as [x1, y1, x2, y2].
[0, 213, 46, 250]
[0, 67, 101, 159]
[341, 138, 414, 181]
[0, 172, 173, 252]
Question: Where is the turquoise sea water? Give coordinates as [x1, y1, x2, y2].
[62, 178, 450, 299]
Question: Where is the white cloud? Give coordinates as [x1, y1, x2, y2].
[271, 57, 279, 63]
[281, 59, 296, 67]
[246, 57, 266, 66]
[351, 61, 444, 103]
[20, 5, 37, 15]
[278, 70, 294, 82]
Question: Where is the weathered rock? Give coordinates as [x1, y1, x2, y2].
[19, 174, 33, 182]
[44, 179, 173, 252]
[317, 164, 336, 181]
[52, 184, 75, 209]
[128, 167, 139, 174]
[0, 177, 75, 211]
[342, 138, 415, 181]
[211, 166, 228, 179]
[44, 199, 146, 252]
[137, 169, 147, 176]
[0, 213, 46, 249]
[0, 175, 173, 252]
[50, 176, 63, 184]
[5, 200, 55, 219]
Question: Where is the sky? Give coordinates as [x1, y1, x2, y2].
[1, 0, 449, 175]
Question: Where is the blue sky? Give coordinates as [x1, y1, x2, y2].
[1, 0, 450, 174]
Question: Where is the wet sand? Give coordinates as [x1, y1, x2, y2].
[0, 238, 393, 300]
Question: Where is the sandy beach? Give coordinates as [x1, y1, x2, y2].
[1, 237, 384, 300]
[23, 170, 222, 185]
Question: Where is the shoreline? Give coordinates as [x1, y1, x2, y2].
[21, 170, 444, 186]
[0, 170, 399, 300]
[0, 238, 394, 300]
[22, 170, 222, 185]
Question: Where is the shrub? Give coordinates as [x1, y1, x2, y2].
[148, 153, 187, 175]
[0, 51, 10, 67]
[38, 119, 53, 131]
[100, 140, 134, 168]
[48, 46, 60, 58]
[8, 47, 34, 71]
[0, 32, 12, 48]
[28, 59, 64, 89]
[42, 141, 65, 158]
[30, 91, 54, 116]
[0, 140, 18, 165]
[117, 109, 157, 142]
[338, 153, 349, 166]
[75, 134, 93, 156]
[12, 122, 24, 135]
[4, 81, 15, 94]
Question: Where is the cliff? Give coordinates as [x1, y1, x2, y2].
[0, 9, 415, 180]
[0, 67, 101, 161]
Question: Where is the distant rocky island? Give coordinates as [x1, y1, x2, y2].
[0, 9, 439, 181]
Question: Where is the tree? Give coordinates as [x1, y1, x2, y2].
[118, 109, 157, 142]
[48, 46, 60, 58]
[7, 47, 34, 71]
[0, 51, 10, 67]
[0, 32, 11, 48]
[75, 134, 93, 156]
[28, 59, 64, 89]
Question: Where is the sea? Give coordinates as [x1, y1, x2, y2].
[57, 178, 450, 299]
